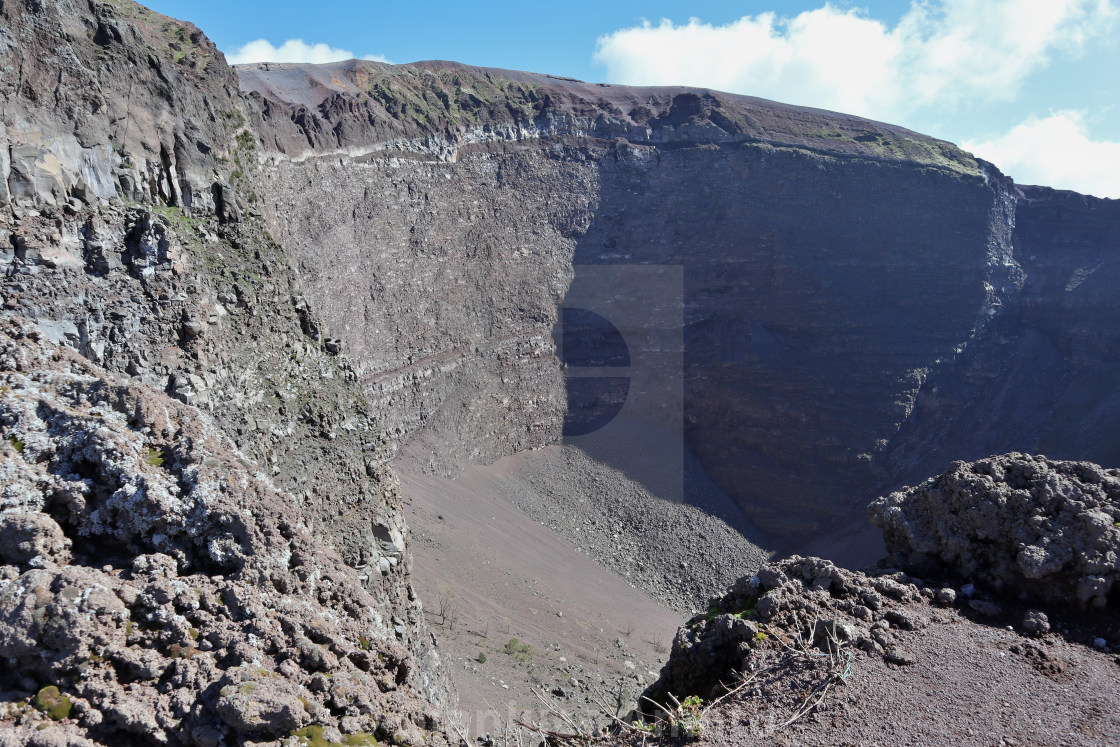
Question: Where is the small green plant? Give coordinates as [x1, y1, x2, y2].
[144, 447, 166, 467]
[33, 686, 71, 721]
[358, 635, 371, 651]
[342, 735, 378, 746]
[502, 638, 534, 664]
[291, 725, 330, 746]
[8, 436, 25, 453]
[639, 692, 704, 741]
[676, 695, 704, 739]
[476, 652, 487, 664]
[236, 130, 257, 151]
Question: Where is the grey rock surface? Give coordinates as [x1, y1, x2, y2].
[869, 453, 1120, 606]
[0, 319, 457, 745]
[1, 0, 460, 742]
[242, 56, 1120, 545]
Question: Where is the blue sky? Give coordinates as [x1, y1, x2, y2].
[144, 0, 1120, 198]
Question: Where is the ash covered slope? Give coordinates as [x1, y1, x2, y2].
[2, 1, 458, 744]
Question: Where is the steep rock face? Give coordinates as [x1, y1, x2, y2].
[883, 186, 1120, 489]
[258, 141, 584, 474]
[244, 60, 1022, 535]
[572, 145, 1013, 533]
[1, 0, 457, 736]
[1013, 187, 1120, 465]
[1, 0, 241, 211]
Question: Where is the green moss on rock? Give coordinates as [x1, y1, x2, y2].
[33, 686, 72, 721]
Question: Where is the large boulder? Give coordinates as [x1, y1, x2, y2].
[869, 453, 1120, 607]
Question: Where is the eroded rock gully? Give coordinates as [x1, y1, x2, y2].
[2, 0, 1120, 744]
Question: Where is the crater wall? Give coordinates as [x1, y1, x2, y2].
[242, 61, 1062, 536]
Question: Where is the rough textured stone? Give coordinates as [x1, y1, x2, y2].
[0, 2, 459, 743]
[1022, 609, 1051, 637]
[643, 556, 920, 704]
[869, 453, 1120, 606]
[215, 672, 309, 734]
[0, 513, 71, 566]
[0, 319, 458, 745]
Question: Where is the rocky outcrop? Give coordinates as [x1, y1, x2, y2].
[1, 0, 244, 211]
[632, 548, 1120, 746]
[870, 453, 1120, 607]
[1, 0, 458, 742]
[643, 555, 932, 704]
[0, 319, 457, 745]
[639, 458, 1120, 741]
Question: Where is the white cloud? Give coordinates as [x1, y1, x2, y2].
[963, 111, 1120, 198]
[593, 0, 1116, 123]
[225, 38, 388, 66]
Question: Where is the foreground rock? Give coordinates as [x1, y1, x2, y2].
[0, 320, 458, 745]
[619, 456, 1120, 745]
[643, 556, 935, 706]
[2, 0, 458, 743]
[614, 555, 1120, 745]
[870, 453, 1120, 607]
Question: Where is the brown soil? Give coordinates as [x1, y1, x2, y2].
[607, 605, 1120, 746]
[399, 454, 683, 739]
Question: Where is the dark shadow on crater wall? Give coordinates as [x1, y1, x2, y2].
[555, 131, 1003, 546]
[552, 259, 766, 540]
[550, 115, 1120, 557]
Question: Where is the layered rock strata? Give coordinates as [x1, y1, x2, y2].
[239, 59, 1120, 539]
